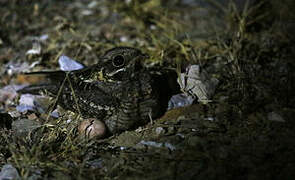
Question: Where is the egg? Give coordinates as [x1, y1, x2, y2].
[78, 118, 106, 139]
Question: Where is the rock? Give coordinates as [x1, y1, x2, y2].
[5, 61, 32, 76]
[167, 126, 176, 135]
[27, 113, 38, 120]
[50, 109, 59, 118]
[177, 65, 219, 104]
[0, 164, 20, 180]
[8, 111, 21, 118]
[16, 94, 54, 115]
[168, 93, 195, 110]
[58, 55, 84, 71]
[137, 140, 176, 151]
[33, 96, 53, 114]
[16, 94, 35, 113]
[26, 40, 41, 55]
[176, 115, 186, 122]
[267, 112, 285, 122]
[155, 127, 166, 136]
[12, 118, 41, 137]
[204, 117, 215, 121]
[0, 85, 24, 104]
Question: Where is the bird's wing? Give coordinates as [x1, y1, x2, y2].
[56, 80, 119, 119]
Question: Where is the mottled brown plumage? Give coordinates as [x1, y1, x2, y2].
[19, 47, 178, 133]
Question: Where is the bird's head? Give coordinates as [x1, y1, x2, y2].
[75, 47, 149, 83]
[97, 47, 148, 81]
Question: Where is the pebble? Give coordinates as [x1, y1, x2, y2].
[27, 113, 38, 120]
[58, 55, 84, 71]
[12, 118, 41, 137]
[267, 112, 285, 122]
[0, 164, 20, 180]
[155, 127, 165, 135]
[177, 115, 186, 122]
[168, 93, 195, 110]
[138, 140, 176, 151]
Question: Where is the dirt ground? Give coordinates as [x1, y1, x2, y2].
[1, 0, 295, 179]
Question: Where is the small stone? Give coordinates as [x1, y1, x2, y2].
[167, 126, 176, 134]
[177, 65, 219, 104]
[8, 111, 21, 118]
[120, 146, 127, 151]
[267, 112, 285, 122]
[120, 36, 128, 42]
[88, 1, 98, 8]
[78, 118, 106, 139]
[155, 127, 165, 135]
[12, 118, 41, 137]
[81, 10, 93, 16]
[176, 115, 186, 122]
[135, 126, 144, 132]
[138, 140, 176, 151]
[26, 41, 41, 55]
[16, 94, 36, 113]
[204, 117, 214, 121]
[50, 109, 59, 118]
[27, 113, 38, 120]
[0, 85, 21, 104]
[176, 133, 185, 139]
[34, 96, 53, 114]
[168, 93, 195, 110]
[58, 55, 84, 71]
[0, 164, 20, 180]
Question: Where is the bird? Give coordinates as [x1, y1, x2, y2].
[18, 47, 179, 133]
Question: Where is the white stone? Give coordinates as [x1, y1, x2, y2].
[267, 112, 285, 122]
[177, 65, 219, 104]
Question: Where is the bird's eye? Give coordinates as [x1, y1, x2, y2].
[112, 55, 125, 67]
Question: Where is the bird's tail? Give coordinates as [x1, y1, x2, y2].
[23, 70, 66, 81]
[17, 83, 60, 95]
[17, 70, 66, 95]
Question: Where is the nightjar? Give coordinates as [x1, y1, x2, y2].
[19, 47, 178, 133]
